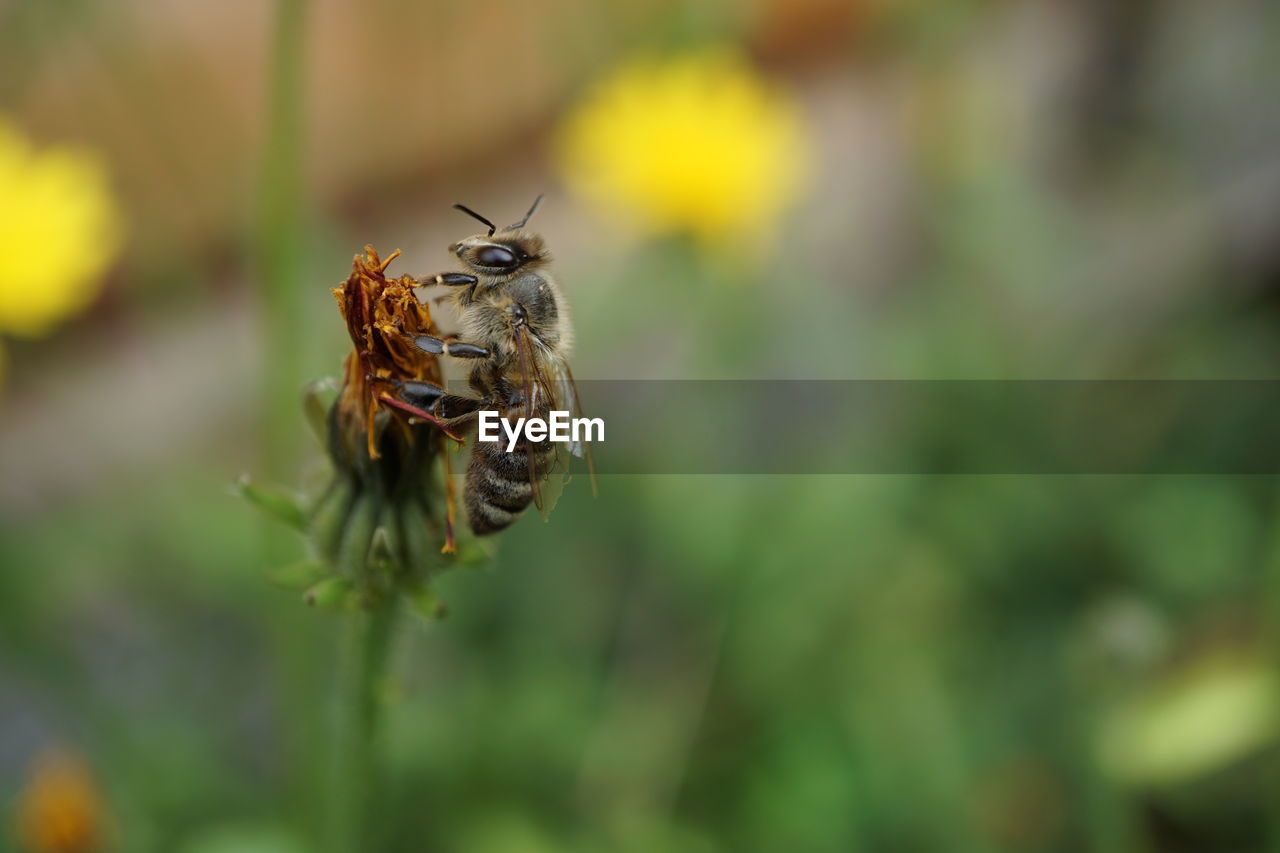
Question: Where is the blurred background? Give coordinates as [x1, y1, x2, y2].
[3, 0, 1280, 850]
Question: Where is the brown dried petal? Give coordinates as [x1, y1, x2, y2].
[331, 246, 445, 459]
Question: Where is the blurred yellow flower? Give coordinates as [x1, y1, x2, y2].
[0, 120, 123, 338]
[15, 748, 107, 853]
[1098, 657, 1280, 787]
[556, 48, 808, 255]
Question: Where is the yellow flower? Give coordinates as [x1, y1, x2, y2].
[1098, 657, 1280, 787]
[14, 748, 107, 853]
[556, 48, 808, 255]
[0, 120, 123, 338]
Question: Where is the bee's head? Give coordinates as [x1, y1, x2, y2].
[448, 196, 548, 277]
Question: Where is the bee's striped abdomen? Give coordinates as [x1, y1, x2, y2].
[464, 439, 555, 535]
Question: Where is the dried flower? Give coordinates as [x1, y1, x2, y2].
[242, 247, 475, 615]
[330, 246, 454, 463]
[14, 749, 107, 853]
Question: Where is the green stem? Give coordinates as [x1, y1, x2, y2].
[330, 598, 400, 853]
[255, 0, 315, 838]
[259, 0, 309, 475]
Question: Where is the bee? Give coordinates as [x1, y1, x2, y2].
[377, 196, 596, 536]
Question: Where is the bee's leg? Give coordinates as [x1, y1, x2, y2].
[374, 377, 483, 419]
[388, 379, 445, 412]
[434, 390, 486, 420]
[414, 273, 477, 287]
[372, 378, 481, 443]
[406, 333, 490, 360]
[439, 409, 480, 431]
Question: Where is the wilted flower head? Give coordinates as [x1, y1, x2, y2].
[0, 120, 122, 342]
[331, 246, 449, 462]
[556, 47, 808, 255]
[242, 247, 467, 614]
[14, 749, 106, 853]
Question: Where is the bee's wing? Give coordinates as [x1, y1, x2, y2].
[512, 320, 557, 520]
[525, 337, 598, 508]
[557, 361, 598, 497]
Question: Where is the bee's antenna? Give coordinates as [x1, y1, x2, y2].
[452, 203, 496, 236]
[504, 194, 544, 231]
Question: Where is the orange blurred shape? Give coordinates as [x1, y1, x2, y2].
[14, 749, 106, 853]
[753, 0, 866, 64]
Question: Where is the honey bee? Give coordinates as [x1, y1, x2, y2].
[378, 196, 596, 536]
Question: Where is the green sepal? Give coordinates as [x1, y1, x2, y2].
[236, 475, 307, 532]
[302, 378, 338, 447]
[394, 501, 433, 576]
[310, 479, 355, 562]
[369, 525, 396, 566]
[453, 537, 494, 568]
[403, 582, 447, 621]
[337, 494, 382, 583]
[303, 577, 357, 609]
[265, 559, 331, 591]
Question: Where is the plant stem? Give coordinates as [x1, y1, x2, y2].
[259, 0, 309, 477]
[255, 0, 315, 839]
[330, 597, 399, 853]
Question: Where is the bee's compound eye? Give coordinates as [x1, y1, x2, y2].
[476, 246, 517, 267]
